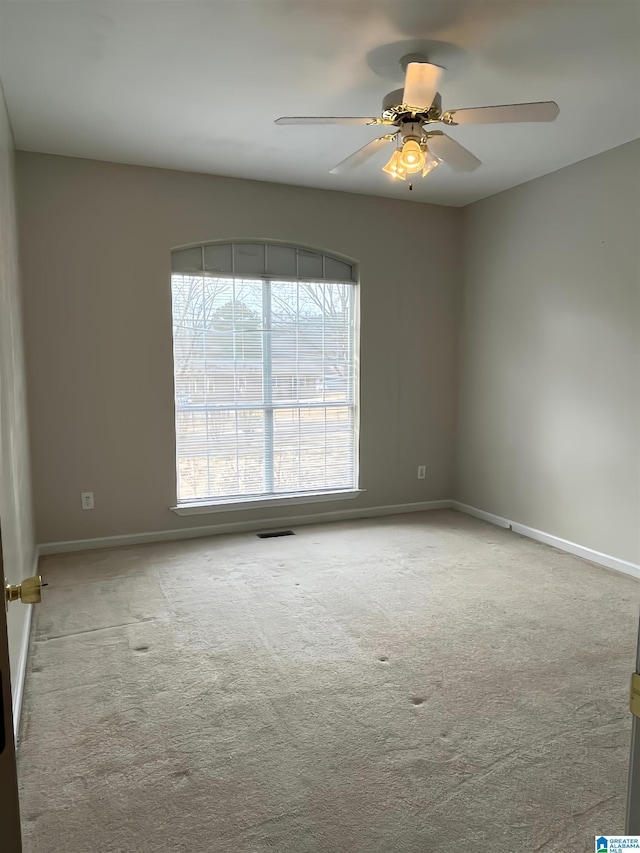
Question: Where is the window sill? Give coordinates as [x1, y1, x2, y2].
[171, 489, 366, 516]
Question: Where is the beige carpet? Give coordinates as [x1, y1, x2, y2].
[17, 510, 639, 852]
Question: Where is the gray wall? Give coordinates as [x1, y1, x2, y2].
[456, 140, 640, 564]
[0, 87, 35, 678]
[16, 152, 462, 544]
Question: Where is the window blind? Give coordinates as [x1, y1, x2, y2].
[171, 242, 356, 282]
[171, 249, 358, 504]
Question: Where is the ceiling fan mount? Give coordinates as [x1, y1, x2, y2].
[398, 52, 440, 73]
[275, 60, 559, 183]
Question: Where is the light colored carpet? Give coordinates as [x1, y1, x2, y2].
[17, 510, 639, 852]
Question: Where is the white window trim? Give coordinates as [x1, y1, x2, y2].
[171, 488, 366, 516]
[172, 261, 360, 505]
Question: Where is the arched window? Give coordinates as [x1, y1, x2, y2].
[170, 242, 359, 508]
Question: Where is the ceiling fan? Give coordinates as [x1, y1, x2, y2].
[275, 56, 559, 181]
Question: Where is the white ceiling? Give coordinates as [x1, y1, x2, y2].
[1, 0, 639, 206]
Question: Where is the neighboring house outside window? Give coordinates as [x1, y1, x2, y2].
[170, 242, 359, 505]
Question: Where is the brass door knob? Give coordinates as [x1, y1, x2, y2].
[5, 575, 45, 605]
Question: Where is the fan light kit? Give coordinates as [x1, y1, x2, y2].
[276, 54, 559, 185]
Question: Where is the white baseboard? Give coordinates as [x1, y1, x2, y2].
[449, 502, 511, 529]
[12, 547, 38, 741]
[38, 499, 453, 556]
[452, 501, 640, 581]
[509, 520, 640, 580]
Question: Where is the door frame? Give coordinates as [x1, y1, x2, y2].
[0, 524, 23, 852]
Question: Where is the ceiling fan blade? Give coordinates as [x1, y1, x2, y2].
[427, 133, 481, 172]
[402, 62, 442, 111]
[275, 116, 382, 126]
[444, 101, 560, 125]
[329, 135, 395, 175]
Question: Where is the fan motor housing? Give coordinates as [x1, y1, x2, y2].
[382, 89, 442, 123]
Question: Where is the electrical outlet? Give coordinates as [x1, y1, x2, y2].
[417, 465, 426, 480]
[81, 492, 94, 510]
